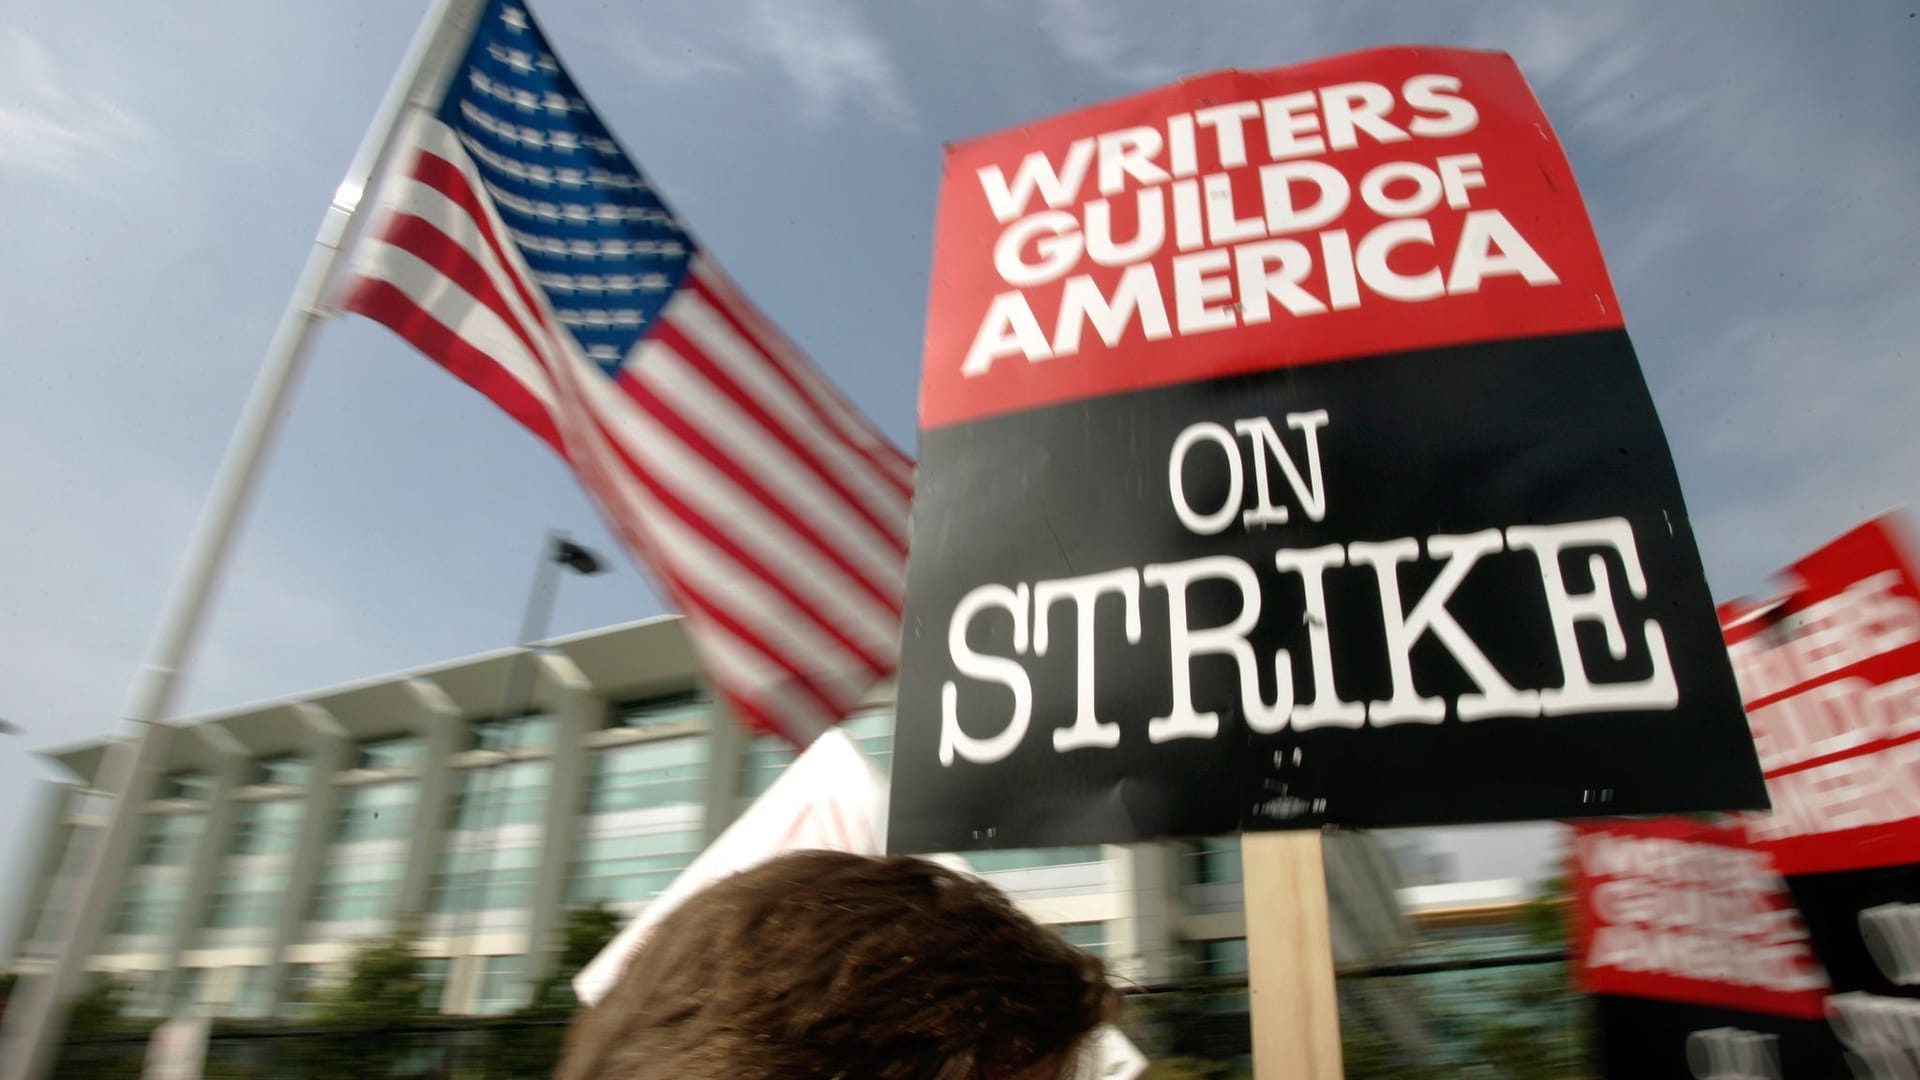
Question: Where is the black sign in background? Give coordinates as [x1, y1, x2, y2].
[890, 331, 1766, 853]
[1597, 996, 1845, 1080]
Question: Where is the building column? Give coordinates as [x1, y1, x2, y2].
[154, 724, 250, 1012]
[263, 705, 351, 1013]
[526, 653, 597, 984]
[0, 724, 176, 1079]
[2, 783, 78, 968]
[1112, 843, 1186, 985]
[700, 694, 743, 841]
[398, 679, 464, 921]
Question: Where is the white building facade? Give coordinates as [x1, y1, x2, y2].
[5, 615, 1415, 1023]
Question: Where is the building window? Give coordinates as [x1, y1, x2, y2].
[419, 958, 450, 1012]
[966, 847, 1104, 873]
[256, 756, 311, 788]
[202, 871, 289, 929]
[740, 708, 893, 796]
[429, 845, 540, 914]
[1198, 938, 1249, 978]
[136, 813, 204, 866]
[473, 956, 526, 1016]
[358, 735, 423, 771]
[228, 966, 271, 1018]
[25, 825, 97, 950]
[281, 963, 329, 1016]
[175, 968, 208, 1016]
[1057, 922, 1108, 958]
[450, 760, 551, 829]
[1192, 839, 1243, 885]
[121, 971, 169, 1018]
[110, 879, 185, 935]
[739, 738, 794, 800]
[568, 829, 704, 906]
[229, 799, 304, 856]
[585, 738, 706, 814]
[310, 858, 406, 923]
[608, 693, 705, 730]
[472, 713, 555, 753]
[333, 781, 417, 843]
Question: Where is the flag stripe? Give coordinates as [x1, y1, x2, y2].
[613, 360, 905, 605]
[564, 437, 837, 745]
[685, 270, 916, 493]
[552, 366, 886, 699]
[568, 414, 871, 721]
[375, 214, 548, 368]
[349, 224, 557, 416]
[410, 149, 553, 336]
[658, 569, 857, 723]
[583, 372, 906, 638]
[343, 277, 566, 457]
[582, 409, 894, 674]
[664, 289, 909, 540]
[629, 327, 907, 567]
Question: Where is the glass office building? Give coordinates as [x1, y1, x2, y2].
[4, 616, 1418, 1022]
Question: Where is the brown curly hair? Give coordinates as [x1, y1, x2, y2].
[554, 851, 1119, 1080]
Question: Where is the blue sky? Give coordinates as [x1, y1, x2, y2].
[2, 1, 1915, 922]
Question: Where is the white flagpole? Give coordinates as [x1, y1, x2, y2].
[0, 1, 487, 1076]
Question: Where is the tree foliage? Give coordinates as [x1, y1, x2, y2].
[313, 924, 431, 1029]
[522, 900, 622, 1014]
[51, 977, 143, 1079]
[296, 924, 434, 1079]
[477, 902, 625, 1078]
[1457, 853, 1598, 1079]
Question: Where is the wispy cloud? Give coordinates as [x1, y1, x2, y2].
[1037, 0, 1181, 86]
[603, 0, 913, 127]
[0, 28, 150, 181]
[745, 0, 913, 125]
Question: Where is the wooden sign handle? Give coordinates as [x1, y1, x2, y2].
[1242, 830, 1345, 1079]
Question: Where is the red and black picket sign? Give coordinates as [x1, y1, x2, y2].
[887, 46, 1766, 853]
[1576, 516, 1920, 1078]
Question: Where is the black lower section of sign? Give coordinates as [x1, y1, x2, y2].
[1596, 996, 1845, 1080]
[890, 330, 1766, 852]
[1787, 865, 1920, 1000]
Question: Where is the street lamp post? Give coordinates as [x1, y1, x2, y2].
[499, 531, 605, 724]
[447, 530, 604, 1013]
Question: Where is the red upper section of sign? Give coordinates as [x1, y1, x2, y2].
[1720, 513, 1920, 874]
[918, 47, 1624, 430]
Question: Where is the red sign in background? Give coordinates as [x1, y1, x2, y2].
[1722, 514, 1920, 874]
[1572, 817, 1830, 1020]
[1574, 514, 1920, 1072]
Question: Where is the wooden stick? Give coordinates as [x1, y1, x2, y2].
[1242, 830, 1344, 1079]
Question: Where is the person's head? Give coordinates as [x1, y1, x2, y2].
[556, 850, 1120, 1080]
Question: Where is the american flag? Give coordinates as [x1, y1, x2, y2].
[341, 0, 912, 743]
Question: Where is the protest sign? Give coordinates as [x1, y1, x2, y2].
[1787, 867, 1920, 1077]
[1572, 819, 1829, 1020]
[1593, 996, 1841, 1080]
[890, 46, 1765, 853]
[1722, 514, 1920, 875]
[1577, 514, 1920, 1077]
[1571, 818, 1838, 1078]
[1715, 515, 1920, 1074]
